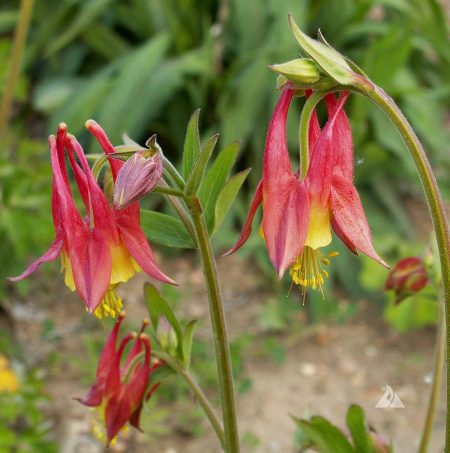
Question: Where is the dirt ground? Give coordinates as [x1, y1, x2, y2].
[6, 253, 445, 453]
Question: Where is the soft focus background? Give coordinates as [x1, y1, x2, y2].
[1, 0, 449, 452]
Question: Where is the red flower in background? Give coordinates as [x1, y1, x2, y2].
[77, 313, 162, 445]
[227, 87, 388, 292]
[9, 122, 175, 317]
[385, 256, 428, 303]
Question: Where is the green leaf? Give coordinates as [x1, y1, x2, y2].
[140, 210, 195, 249]
[144, 283, 184, 358]
[198, 141, 241, 232]
[213, 169, 251, 235]
[96, 35, 170, 141]
[82, 23, 129, 60]
[49, 72, 112, 136]
[182, 320, 198, 369]
[292, 416, 354, 453]
[184, 134, 218, 196]
[46, 0, 113, 56]
[384, 293, 438, 332]
[346, 405, 372, 453]
[182, 109, 201, 179]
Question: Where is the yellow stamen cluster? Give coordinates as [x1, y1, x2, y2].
[92, 406, 129, 446]
[290, 246, 339, 293]
[92, 285, 123, 319]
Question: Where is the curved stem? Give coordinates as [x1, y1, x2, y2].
[298, 91, 326, 179]
[153, 349, 225, 447]
[187, 198, 240, 453]
[419, 299, 445, 453]
[91, 154, 108, 180]
[0, 0, 35, 140]
[365, 85, 450, 451]
[298, 89, 339, 179]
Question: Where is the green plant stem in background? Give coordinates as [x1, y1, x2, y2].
[153, 349, 225, 447]
[187, 198, 240, 453]
[0, 0, 35, 140]
[419, 300, 446, 453]
[366, 85, 450, 451]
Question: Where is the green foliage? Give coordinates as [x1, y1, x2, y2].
[141, 210, 195, 249]
[0, 371, 57, 453]
[0, 332, 56, 453]
[293, 404, 393, 452]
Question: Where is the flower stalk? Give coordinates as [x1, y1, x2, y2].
[187, 197, 240, 453]
[153, 349, 225, 448]
[419, 300, 446, 453]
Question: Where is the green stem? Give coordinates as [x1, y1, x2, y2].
[153, 349, 225, 447]
[187, 198, 240, 453]
[153, 186, 185, 197]
[298, 91, 326, 179]
[91, 154, 108, 180]
[419, 299, 446, 453]
[365, 85, 450, 451]
[159, 179, 196, 242]
[298, 89, 339, 179]
[161, 154, 185, 190]
[0, 0, 35, 140]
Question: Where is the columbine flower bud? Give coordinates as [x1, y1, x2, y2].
[288, 14, 372, 90]
[385, 256, 428, 304]
[269, 58, 321, 84]
[156, 316, 178, 353]
[114, 146, 163, 210]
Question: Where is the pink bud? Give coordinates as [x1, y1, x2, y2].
[385, 256, 428, 304]
[114, 151, 163, 209]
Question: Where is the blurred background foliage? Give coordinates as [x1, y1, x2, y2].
[1, 0, 449, 336]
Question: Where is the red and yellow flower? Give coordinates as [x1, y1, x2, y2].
[77, 312, 162, 445]
[227, 87, 388, 292]
[9, 122, 175, 317]
[385, 256, 428, 303]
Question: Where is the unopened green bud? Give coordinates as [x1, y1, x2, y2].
[269, 58, 320, 84]
[156, 316, 178, 353]
[288, 14, 372, 90]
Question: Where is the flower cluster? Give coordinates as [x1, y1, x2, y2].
[77, 312, 162, 445]
[9, 122, 175, 318]
[227, 87, 388, 293]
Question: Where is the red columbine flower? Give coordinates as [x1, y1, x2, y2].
[227, 87, 388, 292]
[77, 313, 162, 445]
[385, 256, 428, 303]
[9, 123, 175, 317]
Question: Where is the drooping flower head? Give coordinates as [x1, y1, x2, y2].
[76, 312, 162, 446]
[9, 122, 175, 317]
[227, 87, 388, 294]
[385, 256, 428, 303]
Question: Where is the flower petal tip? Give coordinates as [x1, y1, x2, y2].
[85, 119, 96, 129]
